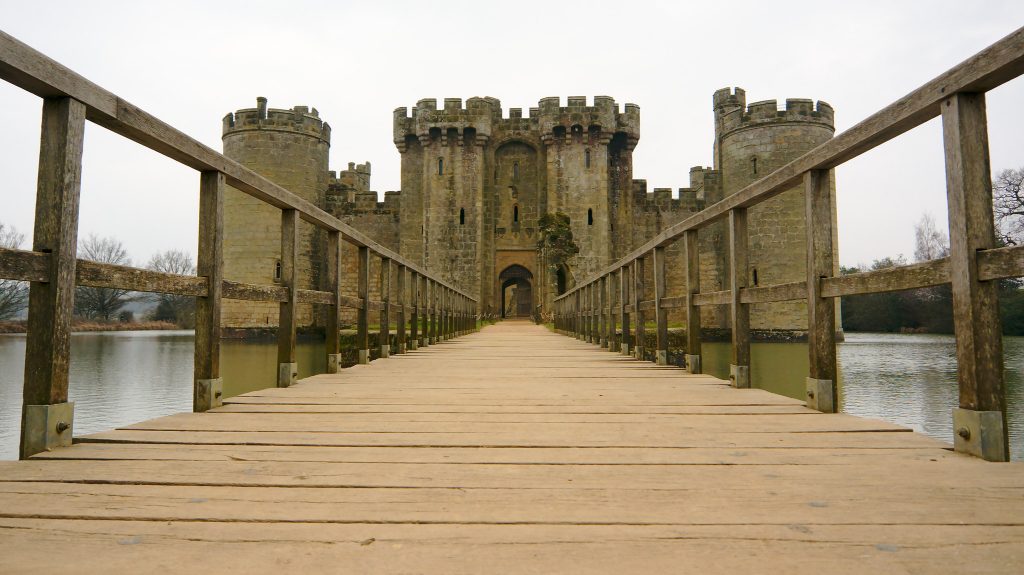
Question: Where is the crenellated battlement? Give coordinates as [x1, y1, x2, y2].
[715, 87, 834, 136]
[393, 95, 640, 150]
[223, 97, 331, 143]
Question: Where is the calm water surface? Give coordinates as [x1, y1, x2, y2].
[0, 330, 1020, 460]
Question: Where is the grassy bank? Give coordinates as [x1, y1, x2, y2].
[0, 320, 181, 334]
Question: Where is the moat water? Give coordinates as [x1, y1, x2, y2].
[0, 330, 1021, 460]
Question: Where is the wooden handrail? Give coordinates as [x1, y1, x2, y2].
[551, 25, 1024, 462]
[0, 29, 478, 459]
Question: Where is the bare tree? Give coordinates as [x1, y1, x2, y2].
[0, 223, 28, 321]
[914, 213, 949, 262]
[146, 249, 196, 327]
[994, 167, 1024, 245]
[74, 234, 135, 321]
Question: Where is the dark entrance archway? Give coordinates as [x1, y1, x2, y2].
[499, 264, 533, 318]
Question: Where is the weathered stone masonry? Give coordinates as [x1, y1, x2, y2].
[220, 88, 840, 338]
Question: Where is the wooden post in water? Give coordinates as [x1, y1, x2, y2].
[20, 97, 86, 460]
[805, 170, 838, 412]
[654, 246, 669, 365]
[683, 229, 702, 374]
[942, 92, 1009, 461]
[409, 270, 419, 350]
[357, 246, 370, 364]
[396, 264, 407, 353]
[379, 257, 391, 358]
[620, 266, 630, 356]
[277, 209, 299, 387]
[325, 230, 342, 373]
[634, 257, 646, 361]
[729, 208, 750, 388]
[194, 171, 224, 410]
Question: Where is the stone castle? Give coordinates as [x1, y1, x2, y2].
[220, 88, 838, 338]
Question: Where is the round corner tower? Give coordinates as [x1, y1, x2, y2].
[221, 97, 331, 330]
[713, 87, 838, 335]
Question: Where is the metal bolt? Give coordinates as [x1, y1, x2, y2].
[957, 427, 971, 440]
[55, 421, 69, 434]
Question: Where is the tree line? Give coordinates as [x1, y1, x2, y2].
[0, 227, 195, 327]
[841, 167, 1024, 334]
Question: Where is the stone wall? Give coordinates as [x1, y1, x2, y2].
[221, 99, 329, 329]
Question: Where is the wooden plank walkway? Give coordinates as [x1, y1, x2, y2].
[1, 321, 1022, 573]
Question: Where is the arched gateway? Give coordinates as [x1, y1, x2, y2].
[498, 264, 533, 318]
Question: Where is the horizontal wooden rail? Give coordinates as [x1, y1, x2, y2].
[0, 31, 474, 302]
[550, 26, 1024, 461]
[556, 26, 1024, 301]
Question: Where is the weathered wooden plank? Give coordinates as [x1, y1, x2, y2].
[2, 519, 1023, 575]
[741, 281, 808, 304]
[193, 171, 223, 412]
[729, 208, 750, 388]
[379, 257, 391, 357]
[326, 230, 342, 372]
[978, 244, 1024, 280]
[0, 247, 49, 282]
[20, 97, 85, 459]
[820, 258, 949, 298]
[805, 169, 837, 412]
[75, 259, 208, 296]
[221, 280, 288, 302]
[693, 289, 731, 307]
[357, 246, 370, 364]
[277, 209, 298, 387]
[943, 92, 1008, 461]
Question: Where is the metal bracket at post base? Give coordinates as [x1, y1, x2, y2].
[278, 362, 297, 387]
[730, 364, 750, 389]
[409, 340, 419, 350]
[953, 408, 1008, 462]
[358, 349, 370, 364]
[685, 354, 701, 374]
[380, 344, 390, 359]
[398, 343, 407, 354]
[805, 377, 835, 412]
[327, 354, 341, 374]
[195, 378, 223, 412]
[621, 343, 630, 356]
[20, 402, 74, 459]
[656, 350, 668, 366]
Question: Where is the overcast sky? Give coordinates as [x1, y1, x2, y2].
[1, 1, 1022, 269]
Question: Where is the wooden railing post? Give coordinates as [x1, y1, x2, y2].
[397, 264, 407, 353]
[943, 92, 1009, 461]
[194, 171, 224, 410]
[683, 229, 702, 374]
[409, 271, 419, 350]
[277, 209, 299, 387]
[633, 257, 646, 360]
[429, 280, 437, 344]
[325, 230, 342, 373]
[20, 97, 86, 460]
[586, 283, 593, 343]
[575, 291, 582, 339]
[654, 246, 669, 365]
[805, 170, 838, 412]
[357, 246, 370, 364]
[379, 257, 391, 358]
[607, 273, 618, 352]
[729, 208, 751, 388]
[422, 278, 431, 347]
[599, 275, 608, 348]
[620, 266, 630, 356]
[440, 287, 447, 341]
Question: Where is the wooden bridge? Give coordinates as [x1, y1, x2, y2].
[1, 321, 1022, 572]
[2, 24, 1024, 574]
